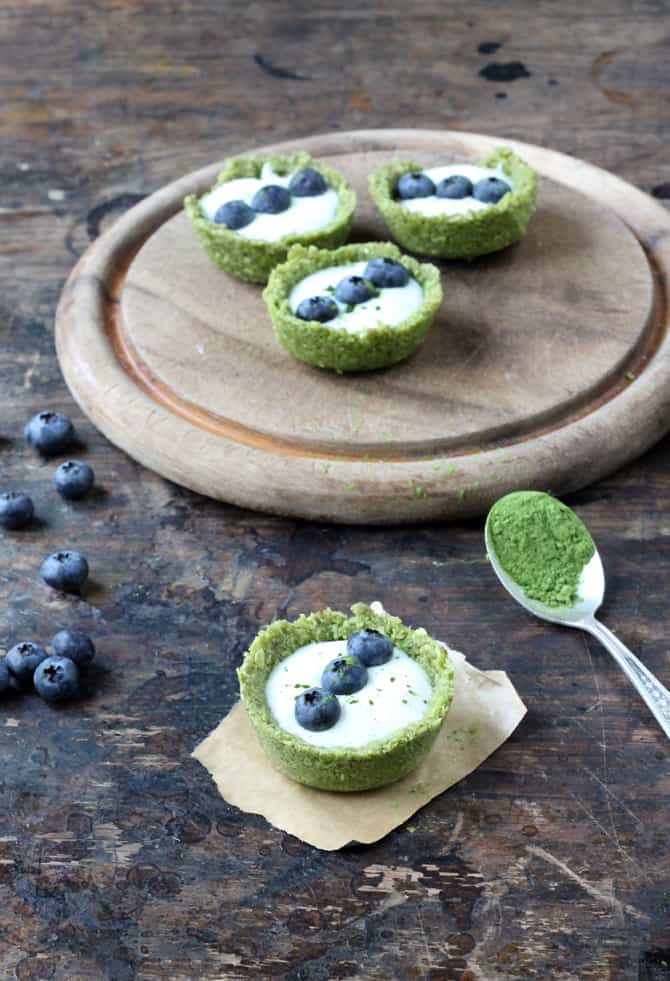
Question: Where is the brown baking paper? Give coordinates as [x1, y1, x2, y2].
[193, 634, 526, 850]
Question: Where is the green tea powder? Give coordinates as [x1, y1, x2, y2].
[487, 491, 595, 608]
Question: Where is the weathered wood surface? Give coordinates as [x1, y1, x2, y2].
[55, 129, 669, 524]
[1, 1, 670, 978]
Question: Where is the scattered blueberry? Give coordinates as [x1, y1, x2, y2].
[334, 275, 375, 306]
[347, 629, 393, 667]
[0, 659, 11, 695]
[213, 199, 255, 230]
[251, 185, 291, 214]
[51, 629, 95, 668]
[6, 641, 48, 688]
[436, 175, 474, 199]
[321, 655, 368, 695]
[288, 168, 328, 197]
[0, 491, 34, 530]
[40, 550, 89, 594]
[363, 258, 410, 289]
[53, 461, 95, 500]
[396, 172, 436, 200]
[294, 686, 341, 731]
[295, 295, 338, 323]
[24, 412, 76, 457]
[473, 176, 511, 204]
[34, 656, 80, 703]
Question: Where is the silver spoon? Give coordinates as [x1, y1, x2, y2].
[484, 516, 670, 739]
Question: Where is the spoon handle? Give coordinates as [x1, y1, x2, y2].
[585, 618, 670, 740]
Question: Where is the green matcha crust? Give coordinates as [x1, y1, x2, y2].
[369, 148, 538, 260]
[263, 241, 443, 373]
[237, 604, 455, 792]
[184, 152, 356, 284]
[488, 491, 595, 608]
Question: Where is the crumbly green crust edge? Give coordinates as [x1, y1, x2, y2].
[184, 151, 356, 284]
[368, 147, 538, 259]
[262, 241, 443, 373]
[237, 603, 455, 792]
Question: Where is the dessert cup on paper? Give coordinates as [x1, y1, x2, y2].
[237, 603, 455, 792]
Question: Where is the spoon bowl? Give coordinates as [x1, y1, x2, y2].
[485, 504, 670, 740]
[484, 516, 605, 627]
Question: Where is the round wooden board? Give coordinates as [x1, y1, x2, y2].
[55, 130, 670, 524]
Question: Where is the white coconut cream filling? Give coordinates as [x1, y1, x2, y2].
[288, 261, 424, 335]
[400, 164, 513, 217]
[200, 163, 339, 241]
[265, 640, 433, 749]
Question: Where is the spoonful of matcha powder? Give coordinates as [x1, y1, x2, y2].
[486, 490, 595, 608]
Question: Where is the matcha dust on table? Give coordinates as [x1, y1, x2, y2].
[486, 491, 595, 608]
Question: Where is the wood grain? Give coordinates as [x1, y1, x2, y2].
[56, 129, 670, 523]
[2, 2, 670, 979]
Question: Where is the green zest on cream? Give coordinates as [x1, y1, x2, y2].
[487, 491, 595, 608]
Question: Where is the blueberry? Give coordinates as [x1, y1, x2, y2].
[0, 491, 34, 530]
[213, 199, 255, 230]
[51, 629, 95, 668]
[396, 172, 436, 200]
[295, 295, 338, 323]
[24, 411, 76, 456]
[473, 176, 511, 204]
[294, 686, 341, 732]
[288, 168, 328, 197]
[53, 461, 95, 500]
[321, 655, 368, 695]
[251, 185, 291, 214]
[0, 658, 11, 695]
[363, 258, 410, 289]
[41, 550, 89, 594]
[6, 641, 48, 688]
[436, 175, 474, 200]
[347, 629, 393, 667]
[34, 656, 80, 703]
[334, 276, 375, 306]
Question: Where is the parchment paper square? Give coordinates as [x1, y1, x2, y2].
[193, 648, 526, 850]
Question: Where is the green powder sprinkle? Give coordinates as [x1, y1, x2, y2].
[487, 491, 595, 608]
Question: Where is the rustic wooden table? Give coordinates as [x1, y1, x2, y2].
[2, 2, 669, 978]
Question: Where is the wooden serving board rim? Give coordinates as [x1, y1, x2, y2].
[55, 129, 670, 524]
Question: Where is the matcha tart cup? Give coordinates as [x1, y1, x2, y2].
[184, 151, 356, 284]
[263, 241, 443, 373]
[237, 603, 455, 793]
[369, 147, 537, 260]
